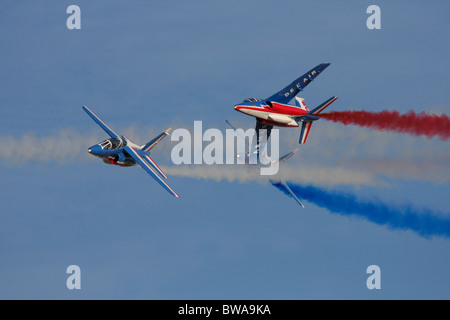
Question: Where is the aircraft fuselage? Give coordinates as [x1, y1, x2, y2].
[234, 99, 307, 127]
[88, 137, 140, 167]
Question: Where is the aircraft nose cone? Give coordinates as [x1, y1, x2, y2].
[234, 105, 247, 114]
[88, 145, 102, 156]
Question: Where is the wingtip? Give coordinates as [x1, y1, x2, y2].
[82, 105, 93, 114]
[82, 105, 92, 114]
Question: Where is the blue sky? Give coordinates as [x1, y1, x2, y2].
[0, 0, 449, 299]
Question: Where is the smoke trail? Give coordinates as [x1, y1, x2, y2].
[320, 110, 450, 140]
[2, 124, 449, 186]
[0, 127, 164, 164]
[0, 129, 100, 164]
[345, 156, 450, 184]
[272, 182, 450, 239]
[163, 164, 377, 186]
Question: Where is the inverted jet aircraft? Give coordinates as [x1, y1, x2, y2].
[83, 106, 180, 198]
[234, 63, 337, 145]
[226, 120, 304, 208]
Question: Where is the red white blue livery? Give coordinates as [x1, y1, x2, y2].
[234, 63, 337, 145]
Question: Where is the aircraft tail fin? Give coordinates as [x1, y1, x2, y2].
[142, 128, 172, 152]
[297, 97, 337, 144]
[308, 96, 338, 115]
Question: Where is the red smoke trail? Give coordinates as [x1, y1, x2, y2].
[319, 110, 450, 140]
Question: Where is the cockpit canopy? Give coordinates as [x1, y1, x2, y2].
[243, 98, 262, 103]
[242, 98, 264, 107]
[99, 137, 124, 150]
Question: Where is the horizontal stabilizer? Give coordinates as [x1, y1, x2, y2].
[142, 128, 172, 152]
[308, 96, 338, 115]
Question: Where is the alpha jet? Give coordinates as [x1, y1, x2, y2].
[226, 120, 304, 208]
[234, 63, 337, 145]
[83, 106, 180, 198]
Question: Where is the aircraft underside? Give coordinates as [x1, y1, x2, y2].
[103, 156, 135, 167]
[257, 117, 299, 128]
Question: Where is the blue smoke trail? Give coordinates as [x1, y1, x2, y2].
[272, 182, 450, 239]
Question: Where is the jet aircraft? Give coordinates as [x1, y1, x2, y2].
[234, 63, 337, 145]
[83, 106, 180, 198]
[226, 120, 304, 208]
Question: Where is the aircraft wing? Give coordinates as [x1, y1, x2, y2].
[123, 146, 180, 198]
[225, 120, 238, 130]
[225, 120, 254, 162]
[255, 120, 273, 152]
[83, 106, 120, 138]
[270, 180, 305, 208]
[277, 148, 299, 163]
[265, 63, 331, 104]
[141, 151, 168, 179]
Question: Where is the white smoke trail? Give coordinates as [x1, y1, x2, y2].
[1, 121, 448, 187]
[162, 164, 378, 187]
[344, 156, 450, 184]
[0, 126, 168, 164]
[0, 129, 101, 164]
[277, 122, 450, 184]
